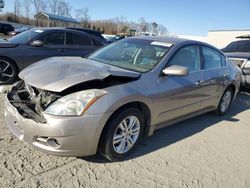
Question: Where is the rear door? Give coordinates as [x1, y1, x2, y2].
[200, 45, 229, 108]
[64, 32, 97, 57]
[155, 45, 206, 124]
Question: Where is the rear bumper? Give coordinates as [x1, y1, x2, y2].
[4, 95, 111, 157]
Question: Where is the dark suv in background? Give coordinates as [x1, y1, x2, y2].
[0, 23, 14, 35]
[223, 40, 250, 87]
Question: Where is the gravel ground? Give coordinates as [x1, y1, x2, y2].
[0, 89, 250, 188]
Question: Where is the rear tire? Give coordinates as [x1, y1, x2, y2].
[0, 58, 18, 85]
[99, 108, 145, 161]
[215, 87, 234, 115]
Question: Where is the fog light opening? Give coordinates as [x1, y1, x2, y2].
[47, 138, 61, 148]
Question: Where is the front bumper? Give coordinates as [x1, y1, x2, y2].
[4, 95, 111, 157]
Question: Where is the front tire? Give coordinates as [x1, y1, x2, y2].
[0, 58, 18, 85]
[215, 87, 234, 115]
[99, 108, 145, 161]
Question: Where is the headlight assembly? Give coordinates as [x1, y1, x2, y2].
[44, 89, 107, 116]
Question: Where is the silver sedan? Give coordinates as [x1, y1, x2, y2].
[5, 36, 242, 161]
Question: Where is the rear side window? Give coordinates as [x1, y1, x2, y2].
[67, 33, 92, 46]
[39, 32, 65, 45]
[167, 45, 201, 72]
[202, 46, 222, 69]
[92, 38, 103, 47]
[2, 24, 13, 32]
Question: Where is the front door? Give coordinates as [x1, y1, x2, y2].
[21, 31, 66, 69]
[155, 45, 206, 124]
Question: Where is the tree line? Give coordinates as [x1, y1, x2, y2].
[0, 0, 168, 35]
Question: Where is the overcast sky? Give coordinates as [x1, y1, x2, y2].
[2, 0, 250, 36]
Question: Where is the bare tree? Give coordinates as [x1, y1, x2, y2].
[156, 24, 168, 36]
[114, 16, 128, 34]
[75, 7, 90, 27]
[0, 0, 4, 12]
[57, 0, 72, 17]
[31, 0, 40, 14]
[31, 0, 47, 14]
[139, 17, 149, 32]
[40, 0, 47, 12]
[24, 0, 30, 23]
[48, 0, 59, 14]
[14, 0, 21, 21]
[152, 22, 158, 33]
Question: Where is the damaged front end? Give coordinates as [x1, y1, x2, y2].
[7, 81, 60, 123]
[7, 75, 139, 123]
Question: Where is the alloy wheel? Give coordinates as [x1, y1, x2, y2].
[0, 60, 15, 84]
[112, 116, 140, 154]
[220, 90, 232, 113]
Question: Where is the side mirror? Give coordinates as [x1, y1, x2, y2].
[162, 65, 189, 76]
[30, 40, 43, 47]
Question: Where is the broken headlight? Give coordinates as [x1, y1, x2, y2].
[44, 89, 107, 116]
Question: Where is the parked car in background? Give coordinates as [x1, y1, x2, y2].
[5, 37, 241, 161]
[0, 23, 14, 35]
[8, 27, 31, 37]
[104, 35, 125, 43]
[139, 32, 156, 36]
[222, 39, 250, 87]
[67, 28, 107, 42]
[0, 28, 106, 85]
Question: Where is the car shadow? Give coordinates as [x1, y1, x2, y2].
[80, 91, 250, 163]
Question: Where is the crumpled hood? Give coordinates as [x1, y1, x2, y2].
[19, 57, 140, 92]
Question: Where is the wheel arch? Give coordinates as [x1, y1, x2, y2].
[97, 101, 152, 151]
[226, 83, 237, 99]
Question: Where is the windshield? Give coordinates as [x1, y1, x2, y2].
[223, 40, 250, 53]
[8, 29, 44, 43]
[89, 38, 171, 73]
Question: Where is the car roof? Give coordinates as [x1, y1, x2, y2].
[31, 27, 71, 31]
[129, 36, 223, 54]
[30, 27, 106, 43]
[231, 39, 250, 43]
[66, 28, 106, 41]
[67, 28, 101, 33]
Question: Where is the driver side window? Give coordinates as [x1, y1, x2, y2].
[168, 45, 201, 72]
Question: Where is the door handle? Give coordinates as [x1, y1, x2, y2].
[196, 80, 210, 86]
[195, 80, 205, 86]
[224, 73, 229, 78]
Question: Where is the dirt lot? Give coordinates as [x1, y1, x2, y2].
[0, 89, 250, 188]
